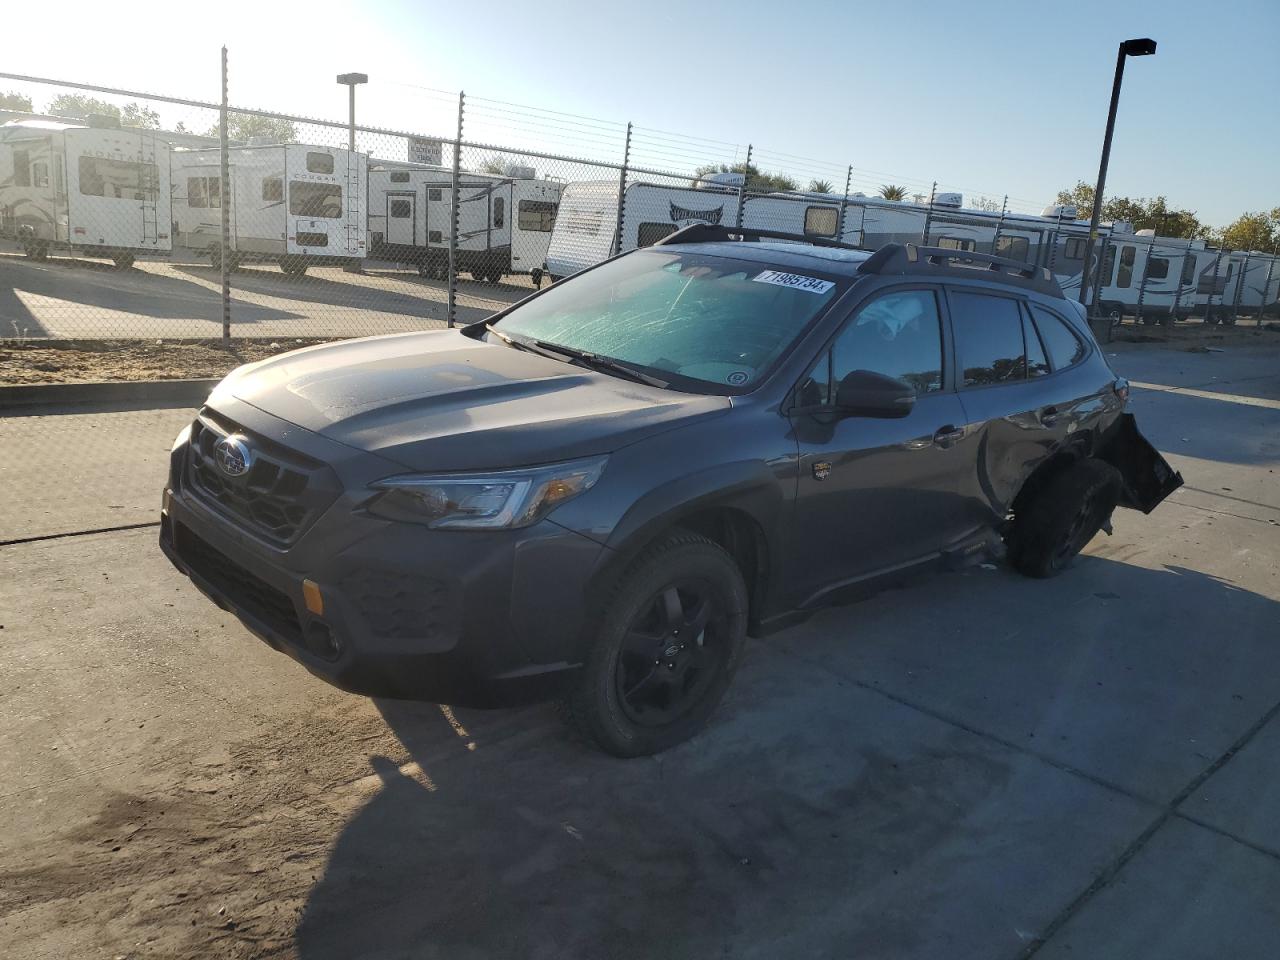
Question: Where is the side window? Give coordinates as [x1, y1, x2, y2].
[1147, 257, 1170, 280]
[829, 289, 945, 395]
[31, 160, 49, 188]
[13, 150, 30, 187]
[390, 171, 410, 183]
[1063, 237, 1087, 261]
[428, 188, 443, 201]
[937, 236, 976, 252]
[804, 205, 838, 238]
[995, 235, 1029, 262]
[306, 152, 334, 174]
[188, 176, 207, 208]
[1117, 246, 1135, 288]
[1030, 305, 1086, 370]
[949, 290, 1026, 386]
[1180, 255, 1196, 285]
[390, 198, 411, 218]
[207, 176, 221, 209]
[1023, 306, 1050, 378]
[493, 196, 505, 228]
[262, 177, 283, 202]
[636, 222, 677, 247]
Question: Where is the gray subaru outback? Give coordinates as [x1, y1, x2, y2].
[160, 226, 1181, 756]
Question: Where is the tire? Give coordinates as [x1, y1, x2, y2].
[531, 268, 544, 289]
[564, 530, 748, 757]
[280, 256, 308, 277]
[1006, 458, 1122, 579]
[28, 242, 48, 262]
[1205, 313, 1220, 326]
[113, 254, 135, 269]
[485, 268, 504, 284]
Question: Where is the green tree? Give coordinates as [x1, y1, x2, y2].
[204, 113, 298, 144]
[479, 157, 508, 175]
[878, 184, 908, 201]
[969, 195, 1002, 212]
[121, 102, 161, 129]
[46, 93, 120, 120]
[694, 162, 798, 193]
[1218, 209, 1279, 252]
[1054, 181, 1210, 240]
[808, 179, 834, 194]
[0, 91, 33, 112]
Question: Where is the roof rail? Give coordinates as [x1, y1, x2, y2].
[653, 222, 862, 251]
[858, 243, 1064, 297]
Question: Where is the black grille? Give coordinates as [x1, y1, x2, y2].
[343, 568, 459, 640]
[176, 524, 301, 645]
[186, 411, 338, 544]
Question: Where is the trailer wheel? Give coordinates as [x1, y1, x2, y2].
[485, 267, 504, 284]
[26, 242, 49, 262]
[1204, 313, 1220, 326]
[280, 256, 308, 277]
[531, 268, 544, 289]
[1160, 313, 1176, 328]
[113, 254, 136, 270]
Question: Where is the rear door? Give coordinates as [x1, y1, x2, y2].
[788, 285, 974, 604]
[386, 193, 415, 246]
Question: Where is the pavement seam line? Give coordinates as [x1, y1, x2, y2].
[1018, 693, 1280, 958]
[0, 521, 158, 548]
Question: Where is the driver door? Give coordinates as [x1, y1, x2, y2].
[786, 285, 974, 605]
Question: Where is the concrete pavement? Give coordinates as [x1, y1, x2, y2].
[1, 342, 1278, 959]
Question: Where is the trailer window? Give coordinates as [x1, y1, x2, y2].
[289, 182, 342, 218]
[804, 206, 839, 238]
[13, 150, 30, 187]
[493, 196, 505, 228]
[305, 152, 334, 175]
[1181, 256, 1196, 285]
[518, 200, 558, 232]
[1117, 246, 1136, 288]
[1147, 257, 1170, 280]
[995, 235, 1029, 262]
[79, 156, 157, 201]
[262, 177, 283, 202]
[637, 222, 677, 248]
[429, 188, 443, 201]
[936, 236, 976, 252]
[1063, 237, 1087, 261]
[390, 199, 411, 218]
[390, 171, 410, 183]
[31, 160, 49, 189]
[187, 176, 219, 209]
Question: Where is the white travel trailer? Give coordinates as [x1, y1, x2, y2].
[0, 117, 171, 267]
[545, 180, 741, 280]
[367, 164, 562, 283]
[1089, 230, 1209, 324]
[171, 143, 366, 275]
[741, 191, 846, 241]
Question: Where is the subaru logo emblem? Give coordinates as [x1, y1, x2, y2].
[214, 435, 253, 478]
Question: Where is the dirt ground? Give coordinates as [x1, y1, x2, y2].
[0, 339, 337, 384]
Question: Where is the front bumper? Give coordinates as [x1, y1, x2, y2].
[160, 411, 606, 707]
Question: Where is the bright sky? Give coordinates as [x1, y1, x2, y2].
[3, 0, 1275, 226]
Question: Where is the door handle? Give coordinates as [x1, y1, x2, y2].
[1040, 406, 1060, 426]
[933, 425, 965, 446]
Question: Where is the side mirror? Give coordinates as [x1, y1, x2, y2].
[835, 369, 916, 419]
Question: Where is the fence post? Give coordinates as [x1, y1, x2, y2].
[1260, 246, 1277, 324]
[1206, 247, 1224, 322]
[992, 195, 1008, 256]
[1046, 209, 1062, 275]
[1172, 249, 1189, 322]
[447, 91, 465, 328]
[219, 46, 231, 346]
[735, 143, 752, 229]
[612, 122, 632, 256]
[1231, 251, 1250, 323]
[1135, 236, 1153, 325]
[920, 182, 937, 246]
[837, 164, 853, 245]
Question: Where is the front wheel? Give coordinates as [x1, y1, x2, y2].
[113, 253, 135, 269]
[564, 531, 748, 757]
[1006, 459, 1121, 578]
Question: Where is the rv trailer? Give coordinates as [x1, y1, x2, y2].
[171, 143, 366, 275]
[367, 164, 562, 284]
[0, 117, 171, 267]
[545, 179, 742, 280]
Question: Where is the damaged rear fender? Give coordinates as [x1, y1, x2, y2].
[1096, 413, 1184, 514]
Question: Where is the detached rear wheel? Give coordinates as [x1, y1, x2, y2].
[1007, 458, 1121, 578]
[565, 531, 747, 757]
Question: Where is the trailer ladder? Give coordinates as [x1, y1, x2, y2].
[346, 153, 360, 256]
[140, 127, 160, 247]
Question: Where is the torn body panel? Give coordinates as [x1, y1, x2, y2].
[1097, 413, 1183, 514]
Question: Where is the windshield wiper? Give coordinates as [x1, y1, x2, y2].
[488, 326, 669, 388]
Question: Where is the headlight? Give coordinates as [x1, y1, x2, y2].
[366, 456, 607, 530]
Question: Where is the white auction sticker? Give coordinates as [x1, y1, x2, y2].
[751, 270, 834, 295]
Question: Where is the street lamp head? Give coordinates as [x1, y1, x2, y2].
[336, 72, 369, 86]
[1120, 38, 1157, 57]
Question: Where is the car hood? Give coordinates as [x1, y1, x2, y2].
[217, 329, 730, 471]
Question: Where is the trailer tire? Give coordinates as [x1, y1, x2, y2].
[485, 267, 504, 284]
[26, 242, 48, 262]
[113, 254, 135, 270]
[1205, 313, 1220, 326]
[280, 256, 308, 277]
[531, 268, 544, 288]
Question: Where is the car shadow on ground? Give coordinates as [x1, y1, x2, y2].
[292, 558, 1280, 960]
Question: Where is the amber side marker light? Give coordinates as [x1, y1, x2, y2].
[302, 579, 325, 616]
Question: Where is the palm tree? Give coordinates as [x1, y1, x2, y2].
[879, 184, 908, 201]
[808, 179, 834, 194]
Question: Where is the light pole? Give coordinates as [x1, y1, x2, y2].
[1079, 38, 1156, 310]
[336, 72, 368, 152]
